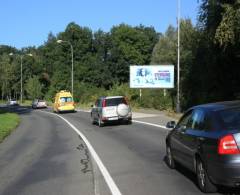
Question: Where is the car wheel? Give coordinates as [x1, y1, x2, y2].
[127, 120, 132, 125]
[98, 116, 103, 127]
[166, 145, 175, 169]
[196, 158, 217, 193]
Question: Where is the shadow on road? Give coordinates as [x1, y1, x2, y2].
[163, 156, 240, 195]
[0, 105, 34, 115]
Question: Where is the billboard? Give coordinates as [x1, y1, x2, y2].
[130, 65, 174, 88]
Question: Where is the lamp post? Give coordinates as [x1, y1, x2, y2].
[57, 40, 74, 97]
[176, 0, 181, 113]
[9, 53, 33, 104]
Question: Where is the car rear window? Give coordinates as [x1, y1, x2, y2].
[218, 108, 240, 130]
[105, 98, 127, 107]
[60, 97, 73, 103]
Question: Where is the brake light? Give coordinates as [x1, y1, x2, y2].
[102, 99, 106, 107]
[218, 134, 240, 155]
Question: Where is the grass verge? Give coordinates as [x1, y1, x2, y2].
[0, 110, 20, 143]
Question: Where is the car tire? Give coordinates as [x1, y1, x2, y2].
[127, 120, 132, 125]
[196, 158, 217, 193]
[98, 117, 104, 127]
[166, 145, 175, 169]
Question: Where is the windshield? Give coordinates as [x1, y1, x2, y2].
[60, 97, 73, 103]
[105, 98, 127, 107]
[218, 108, 240, 130]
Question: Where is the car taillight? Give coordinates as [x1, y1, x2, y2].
[102, 99, 106, 107]
[218, 134, 240, 155]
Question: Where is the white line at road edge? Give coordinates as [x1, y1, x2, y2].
[76, 109, 170, 130]
[39, 110, 122, 195]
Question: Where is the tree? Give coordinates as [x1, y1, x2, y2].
[151, 25, 177, 65]
[25, 76, 43, 99]
[151, 20, 197, 109]
[0, 54, 15, 99]
[109, 24, 158, 83]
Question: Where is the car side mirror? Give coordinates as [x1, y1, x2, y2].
[166, 121, 176, 129]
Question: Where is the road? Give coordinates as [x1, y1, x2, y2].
[0, 106, 238, 195]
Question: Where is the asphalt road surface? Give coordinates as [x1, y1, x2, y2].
[0, 106, 239, 195]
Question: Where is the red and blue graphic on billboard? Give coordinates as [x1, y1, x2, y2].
[130, 65, 174, 88]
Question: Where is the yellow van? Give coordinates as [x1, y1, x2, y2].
[53, 90, 75, 113]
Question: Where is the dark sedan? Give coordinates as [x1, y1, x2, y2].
[166, 101, 240, 193]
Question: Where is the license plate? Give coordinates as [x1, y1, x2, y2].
[108, 117, 118, 121]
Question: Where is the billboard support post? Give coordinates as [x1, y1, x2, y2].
[139, 89, 142, 100]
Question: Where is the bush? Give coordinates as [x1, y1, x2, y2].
[46, 81, 174, 111]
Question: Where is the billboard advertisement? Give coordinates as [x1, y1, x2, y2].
[130, 65, 174, 88]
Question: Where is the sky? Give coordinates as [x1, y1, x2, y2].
[0, 0, 200, 49]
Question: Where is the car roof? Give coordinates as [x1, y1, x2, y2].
[192, 100, 240, 112]
[56, 90, 72, 97]
[100, 96, 124, 99]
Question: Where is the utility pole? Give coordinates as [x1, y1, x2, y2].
[176, 0, 181, 113]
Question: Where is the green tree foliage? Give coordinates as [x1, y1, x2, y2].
[25, 76, 43, 99]
[151, 25, 176, 65]
[0, 54, 15, 99]
[186, 0, 240, 108]
[109, 24, 158, 83]
[151, 19, 197, 109]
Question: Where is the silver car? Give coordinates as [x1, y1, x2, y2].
[7, 99, 18, 106]
[32, 99, 47, 109]
[91, 96, 132, 127]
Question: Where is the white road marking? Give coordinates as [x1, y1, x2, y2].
[76, 109, 91, 113]
[132, 120, 169, 130]
[39, 110, 122, 195]
[76, 109, 170, 130]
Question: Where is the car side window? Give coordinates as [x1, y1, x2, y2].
[190, 109, 205, 130]
[176, 110, 193, 130]
[95, 99, 99, 107]
[190, 109, 212, 131]
[204, 114, 213, 131]
[97, 99, 102, 107]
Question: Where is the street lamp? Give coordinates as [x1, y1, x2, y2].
[57, 39, 74, 97]
[176, 0, 181, 113]
[9, 53, 33, 104]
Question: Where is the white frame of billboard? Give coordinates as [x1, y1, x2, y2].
[129, 65, 174, 89]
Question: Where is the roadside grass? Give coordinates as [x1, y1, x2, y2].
[21, 100, 32, 106]
[0, 100, 6, 104]
[76, 102, 92, 110]
[0, 110, 20, 142]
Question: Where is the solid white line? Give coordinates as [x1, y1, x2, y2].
[39, 110, 122, 195]
[132, 120, 169, 130]
[76, 108, 91, 113]
[76, 109, 170, 130]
